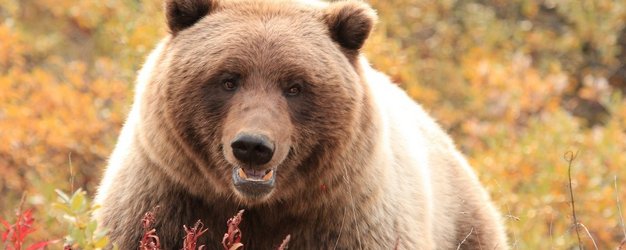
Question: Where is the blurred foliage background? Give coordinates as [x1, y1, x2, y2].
[0, 0, 625, 248]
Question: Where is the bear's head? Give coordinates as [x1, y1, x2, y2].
[148, 0, 377, 204]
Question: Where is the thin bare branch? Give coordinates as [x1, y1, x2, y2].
[577, 223, 598, 250]
[456, 227, 474, 250]
[615, 175, 626, 242]
[277, 234, 291, 250]
[564, 150, 583, 249]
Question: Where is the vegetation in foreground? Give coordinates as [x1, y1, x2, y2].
[2, 190, 291, 250]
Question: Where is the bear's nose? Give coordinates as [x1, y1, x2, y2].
[231, 134, 275, 165]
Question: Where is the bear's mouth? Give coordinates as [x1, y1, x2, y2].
[232, 167, 276, 198]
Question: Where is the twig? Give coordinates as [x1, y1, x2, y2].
[564, 151, 583, 249]
[277, 235, 291, 250]
[577, 223, 598, 250]
[549, 213, 554, 250]
[18, 192, 26, 214]
[615, 175, 626, 242]
[456, 227, 474, 250]
[493, 180, 519, 250]
[14, 193, 27, 250]
[68, 152, 74, 194]
[333, 207, 347, 250]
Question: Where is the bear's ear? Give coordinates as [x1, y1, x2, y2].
[323, 1, 377, 52]
[165, 0, 217, 34]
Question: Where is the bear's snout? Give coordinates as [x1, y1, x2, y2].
[231, 134, 275, 165]
[229, 133, 278, 199]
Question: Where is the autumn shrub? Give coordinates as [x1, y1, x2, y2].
[365, 0, 626, 248]
[0, 0, 164, 239]
[3, 192, 291, 250]
[0, 203, 57, 250]
[52, 189, 110, 250]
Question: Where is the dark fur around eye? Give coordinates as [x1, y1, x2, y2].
[285, 83, 302, 96]
[220, 73, 240, 91]
[284, 80, 305, 97]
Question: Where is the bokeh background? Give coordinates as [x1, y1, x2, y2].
[1, 0, 625, 249]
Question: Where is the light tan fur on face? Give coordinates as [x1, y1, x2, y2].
[95, 0, 509, 249]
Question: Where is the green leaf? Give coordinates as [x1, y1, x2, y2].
[90, 203, 102, 213]
[55, 189, 71, 203]
[70, 191, 86, 212]
[94, 236, 109, 248]
[86, 220, 97, 238]
[52, 203, 73, 215]
[69, 227, 82, 245]
[94, 228, 108, 239]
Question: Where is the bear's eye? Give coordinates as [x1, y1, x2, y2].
[285, 83, 302, 97]
[222, 76, 239, 91]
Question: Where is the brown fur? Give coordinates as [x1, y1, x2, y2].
[95, 0, 508, 249]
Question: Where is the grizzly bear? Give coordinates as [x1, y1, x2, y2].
[95, 0, 509, 249]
